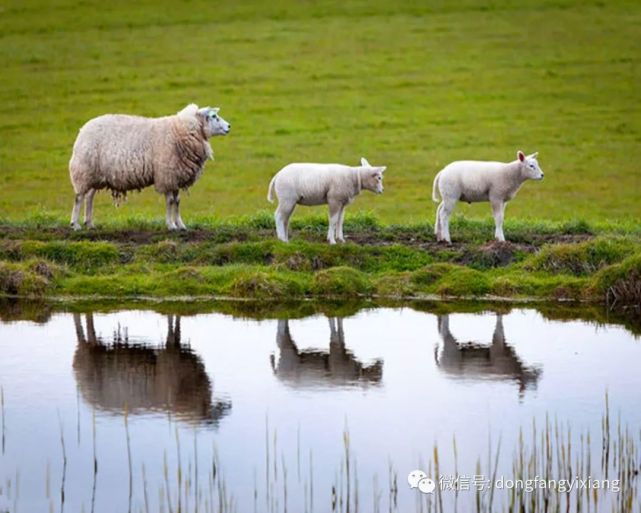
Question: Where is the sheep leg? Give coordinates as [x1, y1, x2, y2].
[336, 205, 347, 242]
[439, 198, 456, 243]
[173, 191, 187, 230]
[434, 202, 444, 240]
[84, 189, 96, 229]
[275, 201, 295, 242]
[274, 207, 285, 242]
[165, 193, 177, 230]
[491, 200, 506, 242]
[70, 193, 85, 231]
[327, 200, 341, 245]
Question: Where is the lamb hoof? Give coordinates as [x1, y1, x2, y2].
[167, 224, 178, 231]
[177, 224, 187, 231]
[337, 237, 346, 243]
[71, 223, 82, 231]
[84, 222, 95, 230]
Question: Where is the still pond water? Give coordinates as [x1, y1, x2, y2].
[0, 303, 639, 512]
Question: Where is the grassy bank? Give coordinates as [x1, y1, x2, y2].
[0, 214, 640, 305]
[1, 0, 640, 223]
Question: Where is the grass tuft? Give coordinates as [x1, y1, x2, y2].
[590, 254, 641, 306]
[436, 267, 491, 297]
[312, 267, 372, 296]
[0, 260, 55, 296]
[525, 237, 636, 276]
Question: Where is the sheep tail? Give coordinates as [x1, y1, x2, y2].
[432, 171, 442, 203]
[267, 175, 277, 203]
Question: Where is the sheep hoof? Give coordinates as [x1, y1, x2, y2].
[84, 222, 95, 230]
[176, 224, 187, 231]
[337, 237, 345, 243]
[71, 222, 82, 231]
[166, 224, 178, 231]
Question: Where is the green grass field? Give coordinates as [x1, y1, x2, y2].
[1, 0, 640, 225]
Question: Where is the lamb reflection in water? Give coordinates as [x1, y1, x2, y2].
[435, 314, 541, 395]
[271, 318, 383, 388]
[72, 313, 231, 425]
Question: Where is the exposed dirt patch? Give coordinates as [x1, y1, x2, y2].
[335, 231, 593, 250]
[456, 241, 532, 268]
[0, 224, 594, 252]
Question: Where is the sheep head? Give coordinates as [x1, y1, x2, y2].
[197, 106, 231, 138]
[517, 150, 544, 180]
[360, 157, 386, 194]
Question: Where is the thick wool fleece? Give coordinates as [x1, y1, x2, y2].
[69, 104, 212, 197]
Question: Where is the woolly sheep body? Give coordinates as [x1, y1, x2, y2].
[432, 151, 544, 242]
[267, 159, 386, 244]
[69, 104, 230, 230]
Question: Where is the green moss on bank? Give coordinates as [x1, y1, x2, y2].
[0, 217, 639, 304]
[0, 259, 62, 296]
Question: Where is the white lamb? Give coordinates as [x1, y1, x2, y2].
[432, 150, 544, 242]
[267, 158, 386, 244]
[69, 104, 230, 231]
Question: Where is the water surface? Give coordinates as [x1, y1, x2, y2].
[0, 303, 639, 512]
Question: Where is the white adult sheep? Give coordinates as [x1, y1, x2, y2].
[69, 104, 230, 230]
[432, 150, 544, 242]
[267, 158, 386, 244]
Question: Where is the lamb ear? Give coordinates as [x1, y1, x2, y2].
[517, 150, 525, 162]
[211, 107, 220, 115]
[528, 151, 539, 159]
[378, 166, 386, 174]
[360, 157, 371, 167]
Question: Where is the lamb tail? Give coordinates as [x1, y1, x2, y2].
[432, 171, 442, 203]
[267, 175, 277, 203]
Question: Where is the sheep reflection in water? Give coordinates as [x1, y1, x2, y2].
[72, 313, 230, 425]
[435, 314, 541, 395]
[271, 318, 383, 388]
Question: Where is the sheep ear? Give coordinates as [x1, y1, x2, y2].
[178, 103, 198, 116]
[360, 157, 371, 167]
[528, 151, 539, 159]
[517, 150, 525, 162]
[212, 107, 220, 115]
[378, 166, 386, 174]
